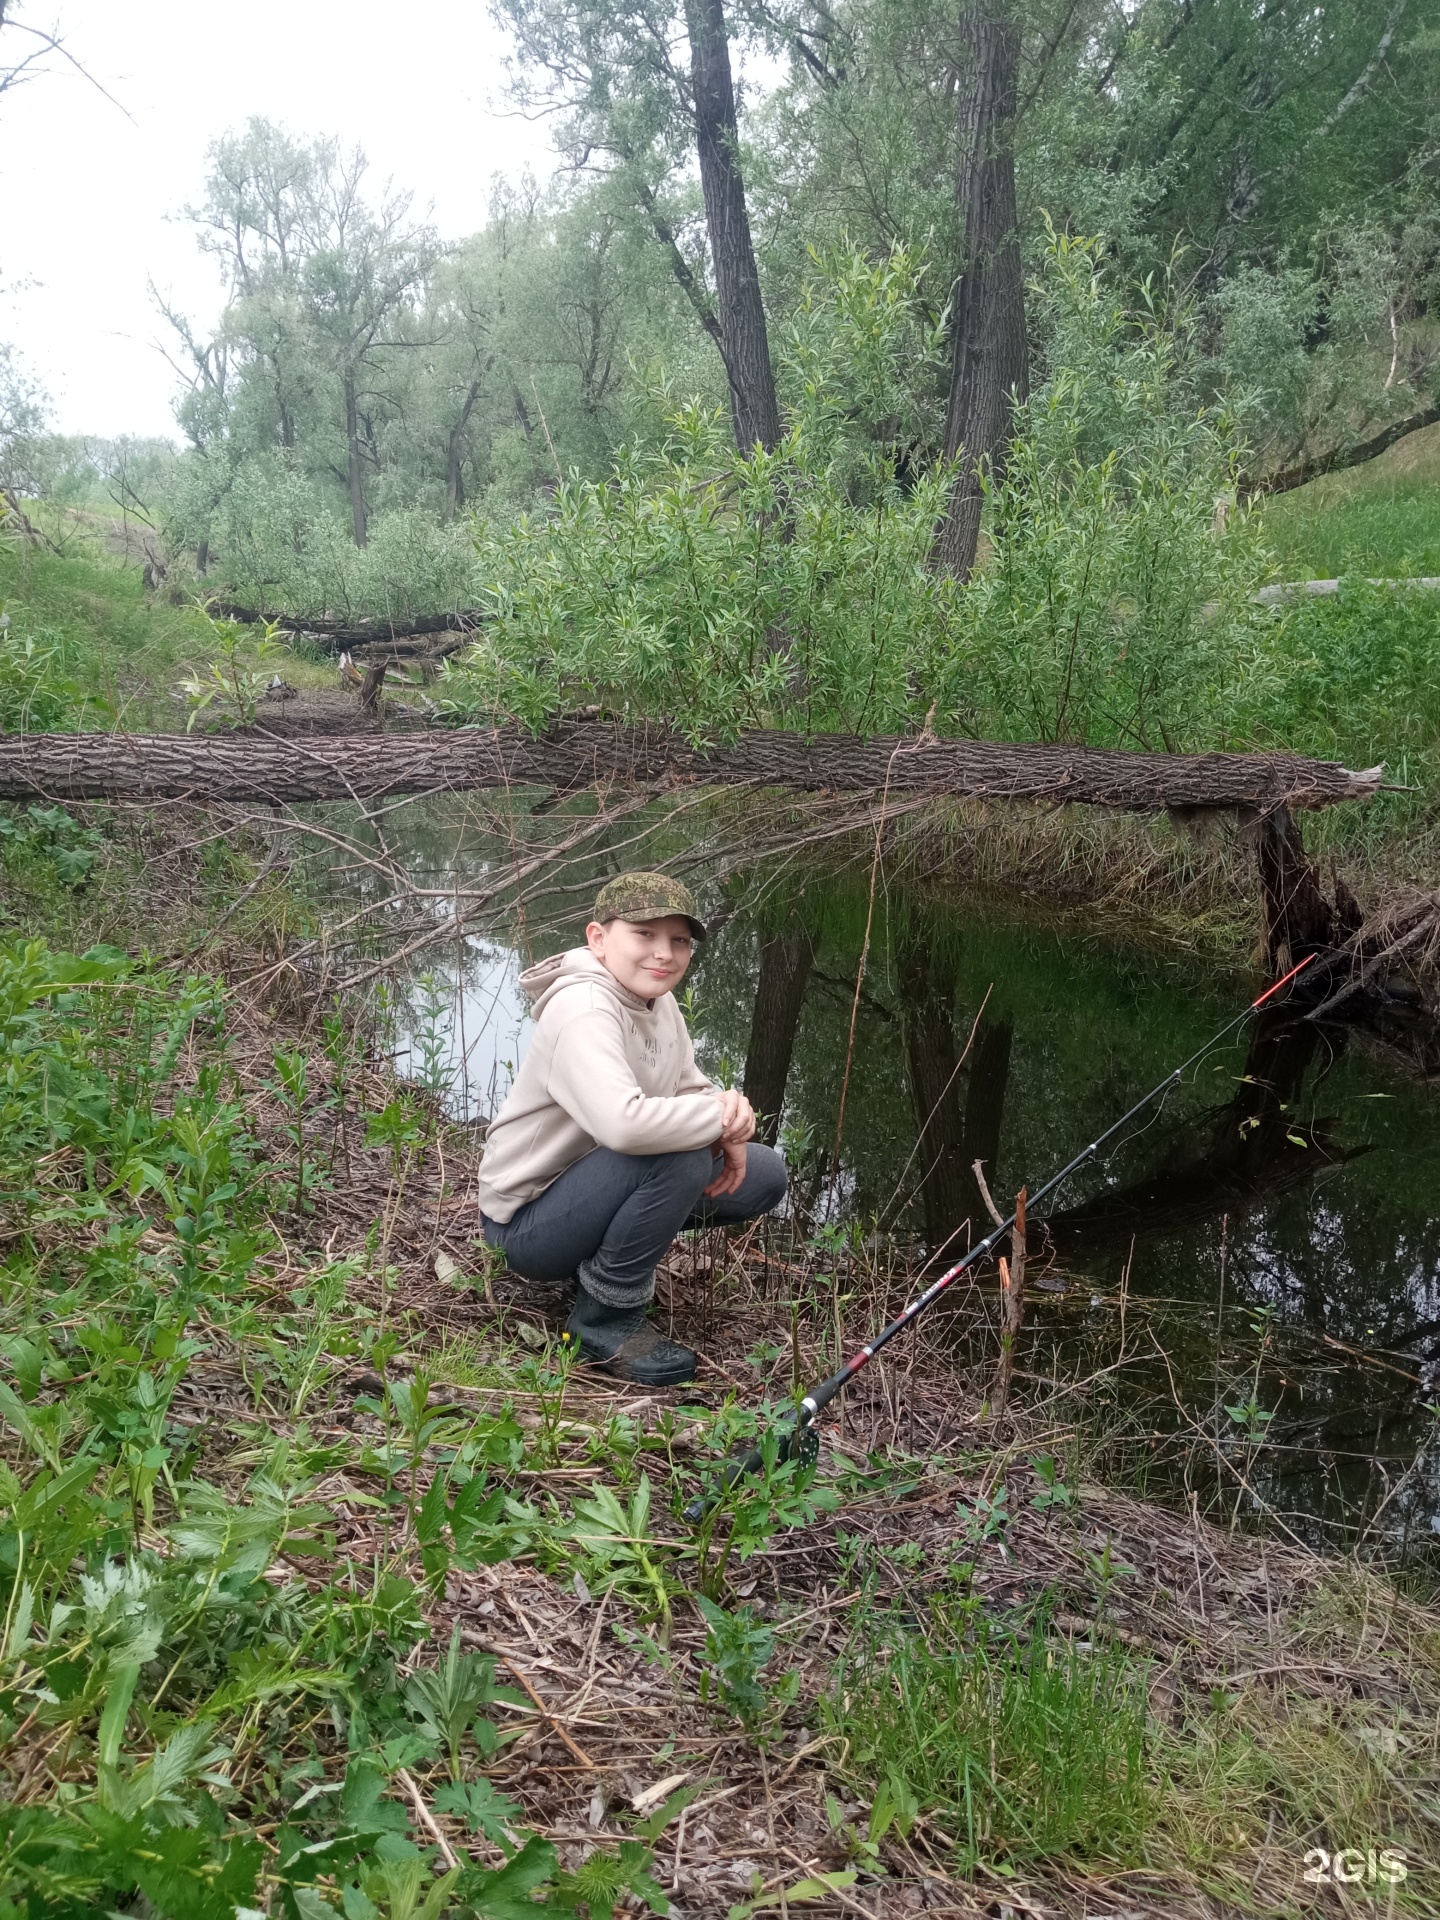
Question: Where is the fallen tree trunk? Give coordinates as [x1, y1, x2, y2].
[1261, 405, 1440, 496]
[207, 604, 485, 651]
[0, 723, 1384, 811]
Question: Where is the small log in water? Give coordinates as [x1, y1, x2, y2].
[0, 723, 1384, 811]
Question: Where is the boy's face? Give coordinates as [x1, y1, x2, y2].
[586, 914, 695, 1000]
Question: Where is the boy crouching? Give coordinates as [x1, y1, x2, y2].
[476, 872, 787, 1384]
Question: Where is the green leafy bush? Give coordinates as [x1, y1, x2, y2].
[445, 246, 958, 739]
[446, 236, 1266, 753]
[204, 460, 478, 622]
[943, 233, 1266, 750]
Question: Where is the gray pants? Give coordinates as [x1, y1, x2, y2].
[481, 1142, 787, 1309]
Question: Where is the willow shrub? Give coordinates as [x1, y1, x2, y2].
[943, 235, 1269, 752]
[203, 459, 478, 624]
[446, 236, 1266, 748]
[446, 246, 959, 740]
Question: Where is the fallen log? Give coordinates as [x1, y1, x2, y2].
[1261, 404, 1440, 496]
[0, 723, 1385, 812]
[208, 603, 484, 651]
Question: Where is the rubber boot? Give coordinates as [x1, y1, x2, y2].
[565, 1286, 697, 1386]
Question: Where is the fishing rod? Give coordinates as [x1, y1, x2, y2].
[686, 952, 1316, 1520]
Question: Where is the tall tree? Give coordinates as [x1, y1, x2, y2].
[685, 0, 782, 449]
[496, 0, 782, 451]
[933, 0, 1027, 578]
[185, 120, 438, 545]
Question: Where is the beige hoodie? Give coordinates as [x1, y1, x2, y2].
[475, 947, 721, 1222]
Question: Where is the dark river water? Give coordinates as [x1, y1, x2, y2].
[353, 811, 1440, 1566]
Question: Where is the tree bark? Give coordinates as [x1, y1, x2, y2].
[1262, 405, 1440, 496]
[1257, 804, 1337, 971]
[933, 1, 1027, 579]
[0, 725, 1384, 812]
[685, 0, 782, 455]
[343, 368, 368, 547]
[742, 924, 816, 1143]
[206, 605, 483, 650]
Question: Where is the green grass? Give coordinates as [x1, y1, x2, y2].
[823, 1601, 1151, 1870]
[0, 533, 220, 729]
[1260, 424, 1440, 579]
[1241, 580, 1440, 863]
[0, 532, 338, 733]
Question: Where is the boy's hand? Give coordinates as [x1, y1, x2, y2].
[713, 1087, 757, 1145]
[704, 1139, 748, 1198]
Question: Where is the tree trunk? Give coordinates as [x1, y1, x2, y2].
[444, 378, 485, 523]
[1263, 404, 1440, 496]
[343, 368, 368, 547]
[685, 0, 782, 455]
[206, 605, 482, 650]
[0, 725, 1383, 812]
[743, 925, 816, 1143]
[933, 1, 1027, 579]
[444, 428, 466, 522]
[1257, 805, 1336, 972]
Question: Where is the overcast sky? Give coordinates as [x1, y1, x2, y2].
[1, 0, 558, 439]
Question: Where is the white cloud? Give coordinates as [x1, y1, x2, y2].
[0, 0, 556, 438]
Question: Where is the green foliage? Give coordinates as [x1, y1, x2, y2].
[0, 624, 74, 732]
[0, 935, 733, 1918]
[1242, 581, 1440, 810]
[404, 1625, 525, 1779]
[689, 1414, 839, 1600]
[178, 607, 283, 729]
[944, 233, 1264, 751]
[0, 804, 101, 888]
[567, 1476, 676, 1631]
[444, 235, 1274, 757]
[207, 468, 479, 624]
[694, 1597, 775, 1724]
[444, 246, 957, 739]
[553, 1838, 669, 1918]
[823, 1602, 1151, 1869]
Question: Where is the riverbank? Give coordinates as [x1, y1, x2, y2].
[1, 895, 1438, 1917]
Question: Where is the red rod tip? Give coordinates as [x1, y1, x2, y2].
[1251, 951, 1317, 1009]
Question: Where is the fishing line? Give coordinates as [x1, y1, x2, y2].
[685, 952, 1317, 1519]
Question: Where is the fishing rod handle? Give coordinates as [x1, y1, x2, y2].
[680, 1375, 843, 1523]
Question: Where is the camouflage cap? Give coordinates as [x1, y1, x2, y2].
[593, 871, 706, 941]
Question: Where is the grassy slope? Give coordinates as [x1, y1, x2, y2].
[0, 529, 335, 732]
[1260, 423, 1440, 579]
[2, 916, 1437, 1920]
[1249, 430, 1440, 881]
